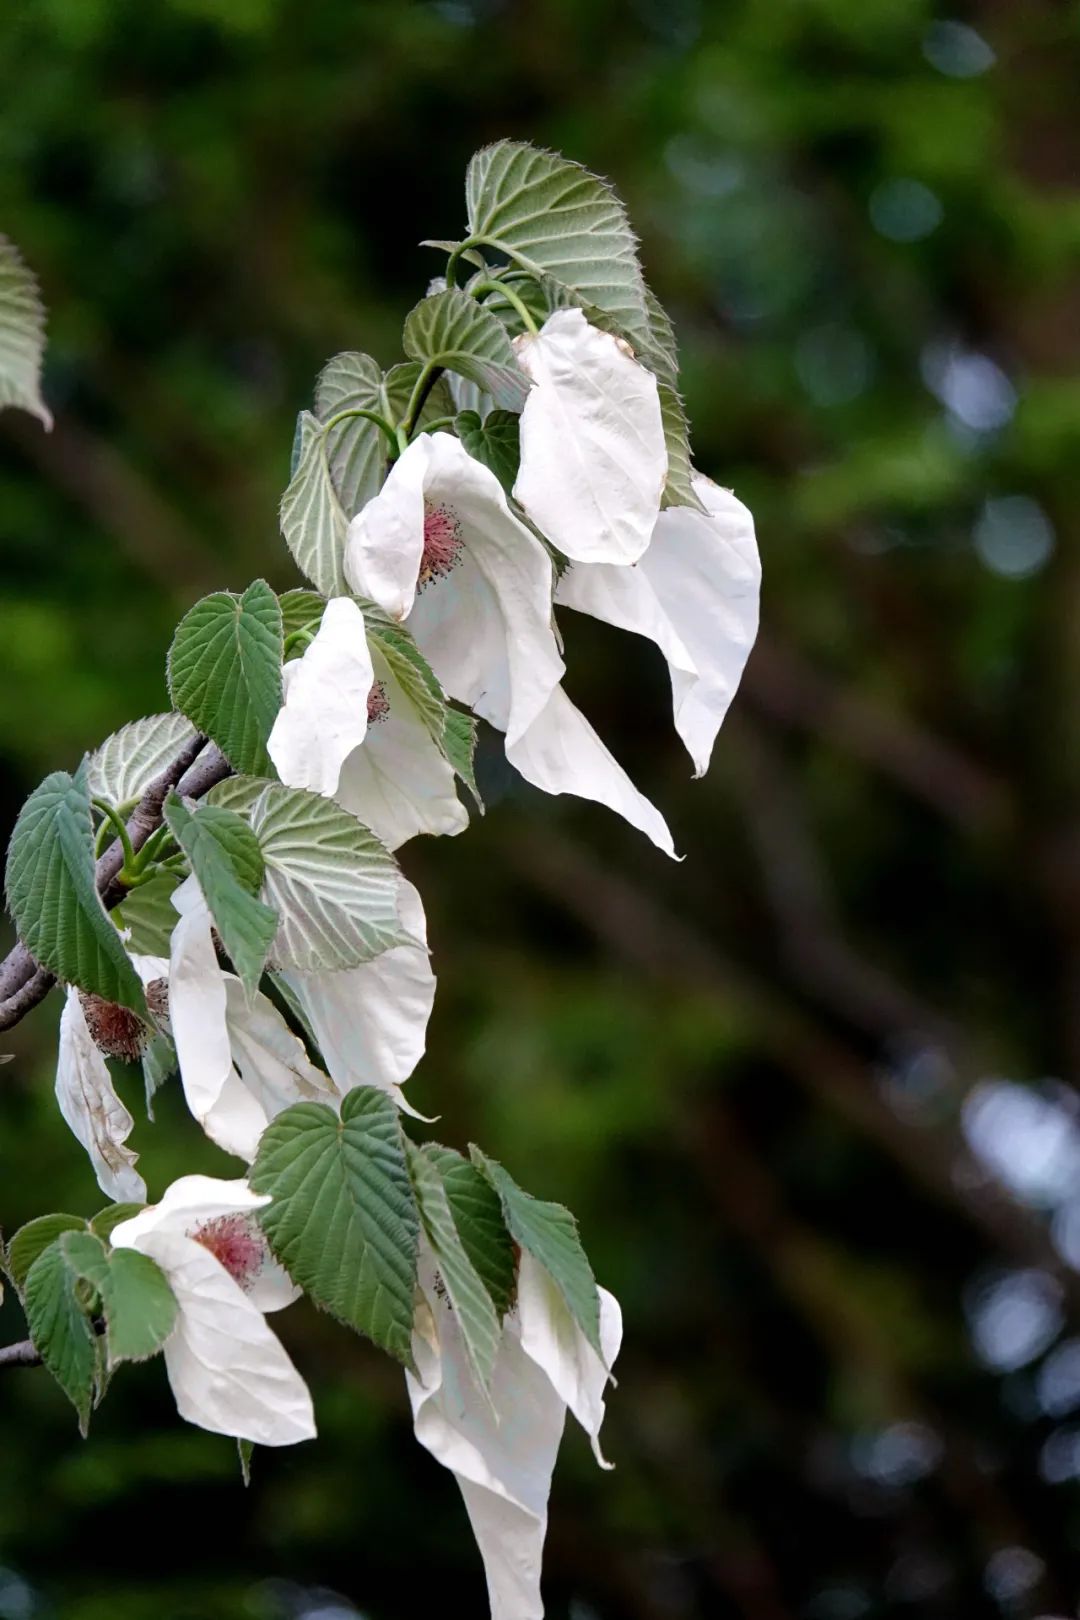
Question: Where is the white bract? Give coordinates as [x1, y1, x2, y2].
[167, 873, 431, 1155]
[557, 473, 761, 776]
[407, 1250, 622, 1620]
[111, 1175, 315, 1446]
[55, 987, 145, 1203]
[268, 596, 375, 797]
[513, 308, 667, 565]
[344, 431, 674, 853]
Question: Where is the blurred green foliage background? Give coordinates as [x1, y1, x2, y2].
[2, 1, 1079, 1616]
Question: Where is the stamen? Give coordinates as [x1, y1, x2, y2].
[191, 1213, 267, 1290]
[367, 680, 390, 725]
[419, 501, 463, 589]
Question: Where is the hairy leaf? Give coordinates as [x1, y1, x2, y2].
[0, 235, 51, 427]
[465, 140, 650, 356]
[403, 288, 529, 411]
[280, 411, 349, 594]
[60, 1230, 177, 1369]
[5, 1213, 86, 1295]
[164, 795, 277, 995]
[408, 1143, 500, 1395]
[424, 1145, 515, 1318]
[455, 408, 520, 494]
[471, 1147, 601, 1353]
[250, 1089, 419, 1363]
[88, 713, 198, 807]
[167, 580, 283, 777]
[5, 763, 146, 1013]
[23, 1240, 97, 1432]
[658, 384, 703, 512]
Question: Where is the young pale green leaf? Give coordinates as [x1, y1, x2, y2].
[234, 781, 411, 972]
[23, 1239, 97, 1432]
[250, 1089, 420, 1363]
[424, 1145, 516, 1318]
[470, 1146, 601, 1353]
[380, 361, 455, 432]
[314, 352, 388, 517]
[163, 795, 277, 996]
[113, 873, 181, 957]
[657, 384, 703, 512]
[465, 141, 651, 357]
[4, 763, 147, 1014]
[167, 580, 283, 777]
[280, 411, 349, 595]
[403, 288, 529, 412]
[455, 408, 520, 495]
[60, 1230, 177, 1369]
[87, 713, 199, 808]
[5, 1213, 86, 1295]
[0, 236, 51, 428]
[408, 1143, 500, 1394]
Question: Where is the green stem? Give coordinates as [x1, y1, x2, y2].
[283, 628, 316, 658]
[401, 363, 442, 440]
[321, 406, 399, 449]
[445, 238, 483, 289]
[470, 279, 540, 336]
[422, 415, 457, 434]
[126, 823, 176, 878]
[92, 799, 136, 874]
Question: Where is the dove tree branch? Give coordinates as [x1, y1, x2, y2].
[0, 734, 232, 1034]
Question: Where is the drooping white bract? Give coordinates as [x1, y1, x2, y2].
[167, 874, 337, 1162]
[110, 1175, 315, 1447]
[55, 987, 146, 1203]
[344, 432, 674, 854]
[268, 596, 375, 798]
[512, 308, 667, 566]
[556, 473, 761, 777]
[281, 878, 435, 1118]
[407, 1249, 622, 1620]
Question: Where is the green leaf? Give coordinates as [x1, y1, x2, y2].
[23, 1240, 97, 1432]
[279, 588, 328, 646]
[250, 1089, 419, 1362]
[465, 141, 650, 356]
[441, 708, 481, 809]
[218, 780, 411, 972]
[403, 288, 529, 411]
[380, 360, 455, 431]
[362, 609, 480, 805]
[424, 1146, 515, 1318]
[470, 1147, 601, 1353]
[5, 1213, 86, 1295]
[163, 795, 277, 996]
[0, 236, 51, 428]
[642, 281, 680, 391]
[657, 384, 703, 512]
[280, 411, 349, 595]
[113, 873, 180, 957]
[141, 1030, 176, 1118]
[167, 580, 283, 777]
[60, 1230, 177, 1369]
[314, 351, 388, 517]
[237, 1437, 254, 1486]
[4, 763, 146, 1014]
[89, 1204, 144, 1242]
[87, 713, 199, 807]
[455, 408, 520, 494]
[408, 1144, 500, 1393]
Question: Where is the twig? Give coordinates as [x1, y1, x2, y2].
[0, 1338, 42, 1369]
[0, 737, 232, 1033]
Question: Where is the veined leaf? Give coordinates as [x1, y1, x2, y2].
[657, 384, 703, 512]
[314, 352, 387, 517]
[465, 141, 650, 357]
[380, 360, 455, 432]
[0, 236, 51, 428]
[23, 1240, 97, 1432]
[408, 1143, 500, 1395]
[5, 1213, 86, 1296]
[423, 1144, 515, 1319]
[643, 281, 680, 391]
[60, 1230, 177, 1369]
[5, 762, 146, 1014]
[455, 408, 520, 494]
[88, 713, 198, 807]
[470, 1147, 601, 1353]
[208, 779, 411, 972]
[250, 1089, 419, 1363]
[280, 412, 349, 595]
[167, 580, 283, 777]
[113, 873, 181, 957]
[279, 588, 328, 649]
[403, 288, 529, 412]
[362, 607, 481, 805]
[163, 795, 277, 996]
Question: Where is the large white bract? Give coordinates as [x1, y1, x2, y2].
[6, 142, 760, 1620]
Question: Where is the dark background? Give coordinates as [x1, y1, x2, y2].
[1, 1, 1079, 1616]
